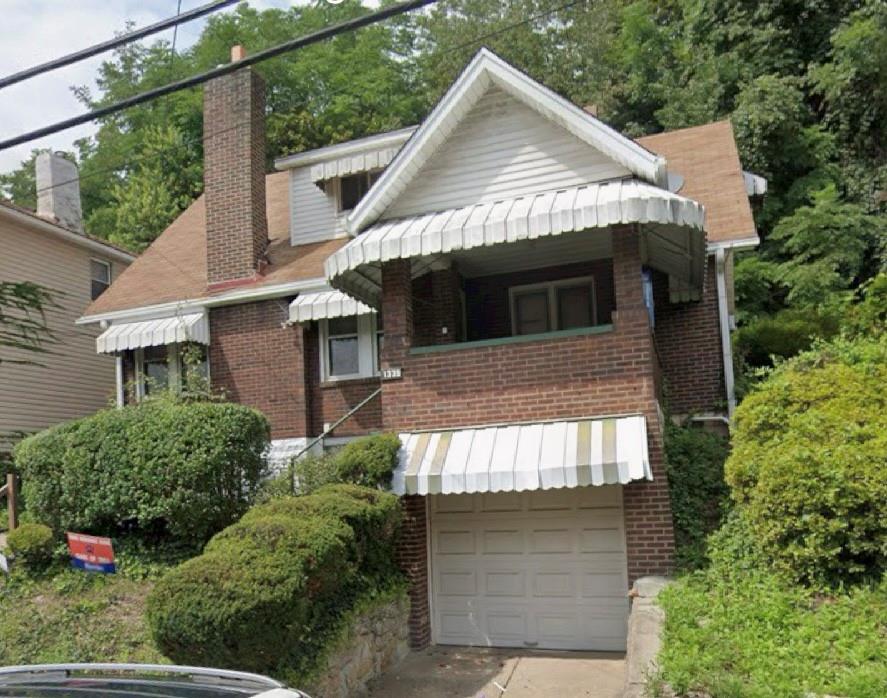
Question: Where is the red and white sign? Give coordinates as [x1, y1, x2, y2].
[66, 532, 116, 573]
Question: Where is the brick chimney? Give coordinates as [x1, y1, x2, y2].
[204, 45, 268, 289]
[35, 151, 83, 232]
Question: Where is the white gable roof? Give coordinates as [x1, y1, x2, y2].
[347, 48, 668, 233]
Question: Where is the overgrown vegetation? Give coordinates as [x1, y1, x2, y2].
[147, 484, 402, 684]
[289, 432, 401, 495]
[663, 422, 730, 570]
[14, 396, 270, 546]
[5, 523, 54, 570]
[658, 335, 887, 697]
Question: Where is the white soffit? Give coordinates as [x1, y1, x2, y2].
[742, 170, 768, 197]
[348, 48, 667, 233]
[289, 290, 373, 323]
[391, 415, 651, 496]
[326, 179, 705, 306]
[96, 312, 209, 354]
[309, 147, 401, 182]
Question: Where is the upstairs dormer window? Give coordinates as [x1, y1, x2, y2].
[338, 171, 381, 212]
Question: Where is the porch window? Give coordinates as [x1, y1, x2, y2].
[509, 276, 597, 336]
[320, 314, 382, 381]
[134, 343, 208, 398]
[138, 345, 170, 396]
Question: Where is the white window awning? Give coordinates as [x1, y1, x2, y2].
[289, 290, 374, 323]
[392, 415, 651, 496]
[326, 179, 705, 306]
[310, 146, 401, 183]
[96, 312, 209, 354]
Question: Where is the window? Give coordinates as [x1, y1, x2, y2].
[134, 343, 209, 399]
[320, 314, 381, 381]
[338, 171, 380, 212]
[90, 259, 111, 300]
[509, 276, 597, 336]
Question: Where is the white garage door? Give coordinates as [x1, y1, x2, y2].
[430, 486, 629, 651]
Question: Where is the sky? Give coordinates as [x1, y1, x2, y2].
[0, 0, 304, 174]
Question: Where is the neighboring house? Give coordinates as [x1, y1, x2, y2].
[79, 48, 763, 653]
[0, 153, 134, 454]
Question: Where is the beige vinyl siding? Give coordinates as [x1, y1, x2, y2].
[289, 167, 349, 244]
[385, 85, 632, 220]
[0, 218, 128, 447]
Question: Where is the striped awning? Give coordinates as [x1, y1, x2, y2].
[96, 312, 209, 354]
[289, 290, 374, 323]
[327, 179, 705, 306]
[392, 415, 651, 496]
[310, 146, 401, 182]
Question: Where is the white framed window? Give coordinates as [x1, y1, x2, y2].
[509, 276, 597, 336]
[319, 314, 382, 381]
[90, 258, 111, 300]
[133, 343, 209, 399]
[337, 171, 381, 212]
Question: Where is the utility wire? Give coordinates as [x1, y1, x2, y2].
[0, 0, 240, 91]
[0, 0, 438, 152]
[30, 0, 581, 199]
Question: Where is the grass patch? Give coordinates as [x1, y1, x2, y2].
[0, 541, 184, 666]
[657, 569, 887, 698]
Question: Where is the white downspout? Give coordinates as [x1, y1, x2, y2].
[715, 248, 736, 419]
[115, 355, 125, 408]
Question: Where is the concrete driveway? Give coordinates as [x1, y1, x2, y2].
[366, 646, 624, 698]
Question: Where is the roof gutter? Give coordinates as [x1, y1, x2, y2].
[77, 277, 329, 326]
[706, 236, 760, 253]
[0, 206, 135, 264]
[715, 247, 736, 419]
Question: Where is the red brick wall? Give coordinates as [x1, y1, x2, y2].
[397, 495, 431, 649]
[652, 258, 726, 415]
[462, 259, 615, 341]
[380, 227, 676, 646]
[209, 300, 307, 440]
[204, 68, 268, 286]
[303, 322, 382, 437]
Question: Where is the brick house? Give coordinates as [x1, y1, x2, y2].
[79, 48, 762, 652]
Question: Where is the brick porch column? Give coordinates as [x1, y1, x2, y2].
[612, 225, 676, 582]
[397, 495, 431, 649]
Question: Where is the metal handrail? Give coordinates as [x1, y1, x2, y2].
[287, 387, 382, 493]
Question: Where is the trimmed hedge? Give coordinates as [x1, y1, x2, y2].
[292, 433, 401, 494]
[6, 523, 54, 569]
[726, 335, 887, 587]
[14, 398, 270, 546]
[147, 485, 402, 679]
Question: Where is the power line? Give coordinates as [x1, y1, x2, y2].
[31, 0, 582, 200]
[0, 0, 438, 152]
[0, 0, 240, 91]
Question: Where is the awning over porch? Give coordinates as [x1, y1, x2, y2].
[392, 415, 651, 496]
[96, 312, 209, 354]
[289, 289, 373, 323]
[326, 179, 705, 307]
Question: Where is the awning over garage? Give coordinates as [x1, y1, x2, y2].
[289, 289, 373, 323]
[326, 179, 706, 307]
[392, 415, 651, 496]
[96, 312, 209, 354]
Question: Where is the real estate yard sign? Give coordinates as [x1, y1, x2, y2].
[66, 532, 116, 573]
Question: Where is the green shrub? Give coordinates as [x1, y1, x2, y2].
[291, 433, 401, 495]
[14, 398, 270, 546]
[726, 335, 887, 587]
[240, 484, 401, 578]
[147, 484, 403, 679]
[664, 422, 730, 570]
[6, 523, 54, 569]
[148, 514, 354, 673]
[332, 433, 400, 489]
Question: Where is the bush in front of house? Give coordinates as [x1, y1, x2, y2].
[147, 484, 402, 681]
[291, 433, 401, 495]
[725, 335, 887, 587]
[6, 522, 54, 570]
[663, 422, 730, 570]
[14, 397, 270, 546]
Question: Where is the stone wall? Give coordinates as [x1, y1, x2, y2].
[307, 591, 410, 698]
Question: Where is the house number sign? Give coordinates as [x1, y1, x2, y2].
[381, 367, 402, 380]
